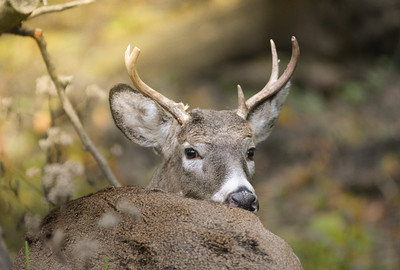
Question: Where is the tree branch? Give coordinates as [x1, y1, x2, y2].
[28, 0, 95, 20]
[10, 26, 121, 188]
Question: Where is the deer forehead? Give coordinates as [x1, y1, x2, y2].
[177, 109, 253, 143]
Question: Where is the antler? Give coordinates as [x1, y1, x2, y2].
[125, 45, 191, 125]
[236, 36, 300, 119]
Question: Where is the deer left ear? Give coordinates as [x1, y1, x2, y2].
[247, 84, 290, 145]
[109, 83, 180, 156]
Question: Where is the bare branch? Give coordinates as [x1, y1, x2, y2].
[11, 26, 121, 187]
[28, 0, 95, 20]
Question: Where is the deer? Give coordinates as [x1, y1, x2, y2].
[109, 36, 299, 213]
[13, 37, 302, 269]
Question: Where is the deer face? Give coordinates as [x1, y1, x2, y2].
[109, 37, 299, 213]
[174, 110, 258, 211]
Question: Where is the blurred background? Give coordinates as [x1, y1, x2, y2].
[0, 0, 399, 269]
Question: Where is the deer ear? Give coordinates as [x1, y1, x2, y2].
[247, 84, 290, 145]
[109, 83, 179, 155]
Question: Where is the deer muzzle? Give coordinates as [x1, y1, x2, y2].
[228, 188, 259, 213]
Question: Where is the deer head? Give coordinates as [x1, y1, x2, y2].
[109, 37, 299, 213]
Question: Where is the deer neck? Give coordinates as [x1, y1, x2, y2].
[146, 159, 182, 194]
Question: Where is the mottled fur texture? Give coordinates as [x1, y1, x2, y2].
[13, 187, 303, 270]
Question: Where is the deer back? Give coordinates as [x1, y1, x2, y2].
[13, 186, 302, 270]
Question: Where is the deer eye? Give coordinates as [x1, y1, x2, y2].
[247, 147, 255, 161]
[185, 148, 199, 159]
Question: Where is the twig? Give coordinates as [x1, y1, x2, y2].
[28, 0, 96, 20]
[46, 95, 62, 164]
[10, 26, 121, 187]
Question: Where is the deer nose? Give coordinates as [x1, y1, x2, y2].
[228, 189, 259, 213]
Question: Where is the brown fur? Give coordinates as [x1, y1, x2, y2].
[13, 186, 302, 269]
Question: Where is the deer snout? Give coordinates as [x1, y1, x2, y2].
[228, 188, 259, 213]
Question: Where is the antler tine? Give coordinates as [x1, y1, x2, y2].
[242, 37, 300, 116]
[267, 39, 279, 86]
[236, 84, 248, 119]
[124, 45, 191, 125]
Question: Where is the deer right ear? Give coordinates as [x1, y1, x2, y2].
[247, 85, 290, 144]
[109, 83, 180, 155]
[236, 37, 299, 145]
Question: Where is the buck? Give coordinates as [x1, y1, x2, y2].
[110, 36, 299, 213]
[13, 38, 302, 269]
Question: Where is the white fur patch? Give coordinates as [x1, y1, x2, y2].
[211, 169, 255, 203]
[181, 142, 203, 175]
[118, 95, 159, 129]
[112, 91, 174, 149]
[182, 157, 203, 174]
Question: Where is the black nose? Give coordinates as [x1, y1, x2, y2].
[228, 189, 259, 213]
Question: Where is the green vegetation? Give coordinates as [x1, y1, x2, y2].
[25, 241, 30, 270]
[105, 256, 109, 270]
